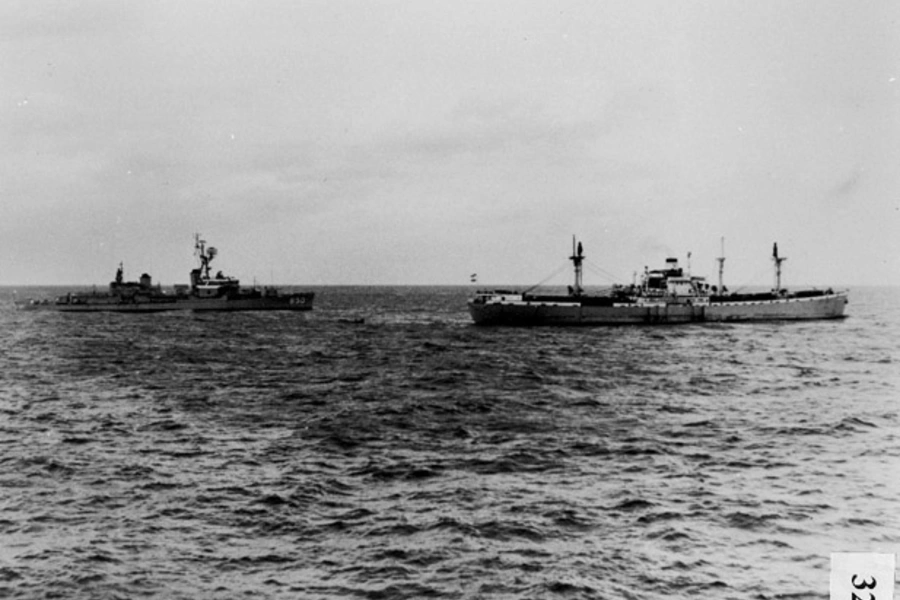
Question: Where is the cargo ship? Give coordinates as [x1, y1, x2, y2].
[468, 238, 848, 325]
[17, 234, 314, 312]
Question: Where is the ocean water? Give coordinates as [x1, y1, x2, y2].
[0, 285, 898, 600]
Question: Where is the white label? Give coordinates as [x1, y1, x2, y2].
[830, 553, 895, 600]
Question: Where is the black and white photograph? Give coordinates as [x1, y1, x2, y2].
[1, 1, 898, 598]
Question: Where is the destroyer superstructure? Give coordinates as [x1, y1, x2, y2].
[18, 234, 314, 312]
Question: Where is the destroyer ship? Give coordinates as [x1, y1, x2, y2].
[17, 235, 314, 312]
[469, 238, 848, 325]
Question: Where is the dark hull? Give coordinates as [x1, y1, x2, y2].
[18, 292, 315, 313]
[469, 292, 848, 325]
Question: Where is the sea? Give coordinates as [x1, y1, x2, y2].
[0, 285, 897, 600]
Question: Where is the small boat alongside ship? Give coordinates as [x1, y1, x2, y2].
[468, 238, 848, 325]
[17, 235, 314, 312]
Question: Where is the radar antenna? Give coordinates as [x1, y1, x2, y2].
[195, 233, 212, 280]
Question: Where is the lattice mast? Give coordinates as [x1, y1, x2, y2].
[194, 233, 218, 281]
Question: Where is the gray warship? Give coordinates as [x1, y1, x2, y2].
[18, 234, 314, 312]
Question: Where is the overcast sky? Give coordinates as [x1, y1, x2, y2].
[2, 0, 898, 287]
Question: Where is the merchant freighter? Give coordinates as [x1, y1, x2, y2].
[468, 238, 847, 325]
[17, 234, 314, 312]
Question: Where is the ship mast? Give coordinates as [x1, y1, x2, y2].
[772, 242, 786, 292]
[716, 237, 726, 292]
[570, 236, 584, 296]
[195, 233, 213, 280]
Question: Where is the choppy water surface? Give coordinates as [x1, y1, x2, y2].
[1, 286, 898, 599]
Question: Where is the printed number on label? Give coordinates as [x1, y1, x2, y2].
[830, 553, 894, 600]
[851, 574, 877, 600]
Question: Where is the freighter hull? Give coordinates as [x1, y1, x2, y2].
[706, 292, 847, 322]
[468, 292, 847, 326]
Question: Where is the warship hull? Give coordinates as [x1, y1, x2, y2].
[18, 292, 314, 313]
[468, 291, 848, 326]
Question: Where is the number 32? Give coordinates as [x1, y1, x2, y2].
[851, 574, 876, 600]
